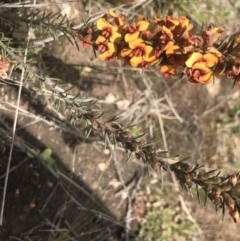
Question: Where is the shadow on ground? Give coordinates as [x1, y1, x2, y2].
[0, 115, 139, 241]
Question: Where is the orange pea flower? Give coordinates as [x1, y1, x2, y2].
[96, 17, 122, 43]
[159, 25, 174, 44]
[154, 15, 179, 29]
[215, 62, 240, 84]
[124, 16, 149, 42]
[108, 10, 125, 27]
[164, 41, 181, 55]
[155, 15, 193, 44]
[95, 36, 117, 61]
[123, 38, 157, 67]
[160, 65, 178, 78]
[184, 52, 218, 84]
[183, 35, 204, 54]
[202, 25, 224, 47]
[173, 16, 193, 39]
[154, 41, 181, 64]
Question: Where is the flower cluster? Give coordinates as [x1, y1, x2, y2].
[77, 11, 240, 85]
[75, 11, 240, 224]
[171, 161, 240, 223]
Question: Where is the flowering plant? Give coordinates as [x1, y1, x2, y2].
[77, 11, 240, 85]
[75, 11, 240, 224]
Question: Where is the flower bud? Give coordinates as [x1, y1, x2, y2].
[212, 186, 221, 198]
[229, 209, 239, 223]
[213, 196, 223, 209]
[208, 176, 222, 185]
[204, 184, 213, 193]
[178, 162, 195, 173]
[221, 183, 234, 192]
[222, 193, 235, 213]
[229, 173, 237, 187]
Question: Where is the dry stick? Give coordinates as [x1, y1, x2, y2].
[1, 1, 54, 8]
[41, 182, 59, 212]
[20, 223, 52, 238]
[105, 135, 131, 241]
[28, 209, 74, 240]
[0, 102, 55, 127]
[0, 101, 87, 140]
[164, 93, 185, 123]
[117, 60, 128, 97]
[0, 0, 37, 225]
[201, 90, 239, 117]
[130, 175, 142, 200]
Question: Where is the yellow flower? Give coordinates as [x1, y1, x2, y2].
[164, 41, 181, 55]
[155, 15, 193, 44]
[129, 38, 157, 67]
[160, 65, 177, 78]
[173, 16, 193, 39]
[184, 52, 218, 84]
[154, 15, 179, 27]
[96, 17, 122, 43]
[108, 10, 125, 26]
[95, 36, 117, 60]
[202, 25, 224, 47]
[124, 16, 149, 42]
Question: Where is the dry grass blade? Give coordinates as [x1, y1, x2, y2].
[0, 0, 37, 225]
[106, 135, 132, 241]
